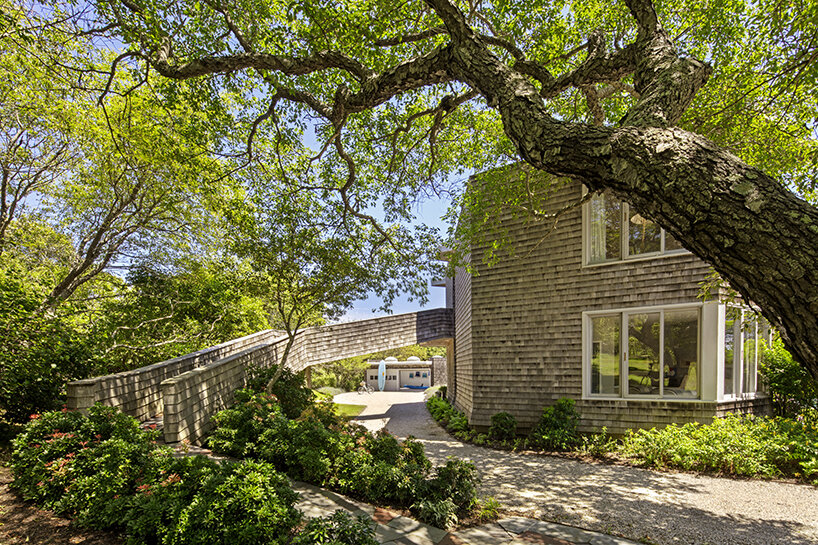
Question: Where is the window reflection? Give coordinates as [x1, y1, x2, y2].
[591, 315, 620, 395]
[663, 309, 698, 398]
[627, 313, 661, 395]
[629, 212, 661, 255]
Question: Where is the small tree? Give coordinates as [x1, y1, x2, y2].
[230, 182, 383, 391]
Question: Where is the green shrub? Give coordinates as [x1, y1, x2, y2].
[489, 412, 517, 441]
[125, 458, 299, 545]
[761, 338, 818, 418]
[291, 511, 378, 545]
[158, 460, 298, 545]
[473, 433, 489, 446]
[10, 404, 162, 527]
[11, 405, 303, 543]
[424, 458, 479, 515]
[426, 396, 454, 422]
[210, 394, 479, 527]
[447, 413, 470, 433]
[247, 364, 313, 419]
[413, 498, 458, 529]
[579, 427, 617, 458]
[619, 415, 818, 482]
[299, 400, 345, 429]
[207, 390, 283, 458]
[529, 398, 581, 451]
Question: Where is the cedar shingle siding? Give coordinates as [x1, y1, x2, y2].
[450, 177, 761, 434]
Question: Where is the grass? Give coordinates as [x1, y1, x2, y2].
[316, 386, 345, 397]
[312, 389, 334, 402]
[334, 403, 366, 418]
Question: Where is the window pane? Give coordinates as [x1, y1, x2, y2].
[663, 309, 699, 398]
[629, 210, 661, 256]
[589, 192, 621, 263]
[590, 316, 620, 395]
[724, 308, 739, 396]
[665, 231, 685, 252]
[627, 313, 661, 395]
[743, 316, 757, 394]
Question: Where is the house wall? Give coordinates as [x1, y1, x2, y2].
[455, 176, 720, 432]
[453, 262, 474, 419]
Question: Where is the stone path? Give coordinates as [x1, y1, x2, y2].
[335, 390, 818, 545]
[292, 479, 638, 545]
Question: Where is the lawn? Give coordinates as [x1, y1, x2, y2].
[334, 403, 366, 418]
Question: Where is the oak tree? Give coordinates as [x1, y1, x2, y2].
[71, 0, 818, 377]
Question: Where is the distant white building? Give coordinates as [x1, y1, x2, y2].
[365, 356, 446, 391]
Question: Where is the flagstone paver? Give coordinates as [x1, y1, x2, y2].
[289, 474, 640, 545]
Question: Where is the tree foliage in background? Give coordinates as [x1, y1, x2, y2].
[1, 2, 440, 424]
[66, 0, 818, 379]
[761, 338, 818, 418]
[92, 258, 270, 372]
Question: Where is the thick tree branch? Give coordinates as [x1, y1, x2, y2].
[374, 27, 447, 47]
[151, 49, 375, 83]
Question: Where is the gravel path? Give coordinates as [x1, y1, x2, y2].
[335, 391, 818, 545]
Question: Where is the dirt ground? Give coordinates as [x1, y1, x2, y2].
[0, 462, 123, 545]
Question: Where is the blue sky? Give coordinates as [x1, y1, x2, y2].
[341, 193, 451, 321]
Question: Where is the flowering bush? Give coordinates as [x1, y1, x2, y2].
[10, 405, 162, 528]
[10, 405, 306, 544]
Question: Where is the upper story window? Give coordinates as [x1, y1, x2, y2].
[585, 190, 687, 265]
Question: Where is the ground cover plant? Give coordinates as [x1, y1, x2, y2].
[208, 389, 480, 528]
[427, 394, 818, 483]
[9, 404, 379, 544]
[427, 395, 580, 452]
[619, 415, 818, 483]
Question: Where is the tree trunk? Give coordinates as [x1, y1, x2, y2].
[265, 332, 296, 395]
[430, 0, 818, 379]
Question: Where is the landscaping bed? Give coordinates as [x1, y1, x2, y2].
[4, 366, 486, 544]
[427, 394, 818, 484]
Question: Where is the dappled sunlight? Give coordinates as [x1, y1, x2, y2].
[339, 390, 818, 545]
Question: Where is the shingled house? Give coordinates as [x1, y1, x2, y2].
[438, 172, 771, 434]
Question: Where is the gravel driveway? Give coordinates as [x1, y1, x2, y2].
[334, 391, 818, 545]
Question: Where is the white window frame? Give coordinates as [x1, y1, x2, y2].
[582, 303, 702, 401]
[582, 190, 689, 267]
[721, 306, 769, 400]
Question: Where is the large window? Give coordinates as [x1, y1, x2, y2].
[722, 308, 769, 398]
[586, 190, 686, 265]
[585, 305, 700, 399]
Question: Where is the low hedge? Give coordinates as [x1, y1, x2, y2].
[427, 395, 818, 483]
[620, 414, 818, 482]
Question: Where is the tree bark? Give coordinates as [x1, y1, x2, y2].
[109, 0, 818, 379]
[424, 0, 818, 379]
